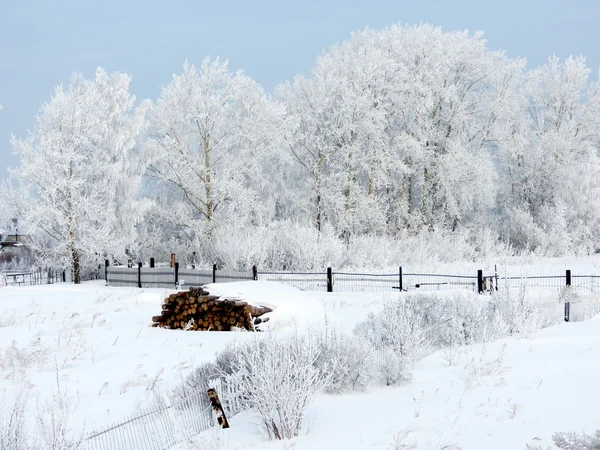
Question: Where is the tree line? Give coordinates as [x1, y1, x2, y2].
[3, 23, 600, 282]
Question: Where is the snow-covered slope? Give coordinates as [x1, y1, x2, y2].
[1, 280, 599, 449]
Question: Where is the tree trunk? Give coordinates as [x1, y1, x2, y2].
[66, 161, 81, 284]
[315, 153, 324, 232]
[421, 166, 429, 222]
[70, 239, 81, 285]
[203, 138, 214, 221]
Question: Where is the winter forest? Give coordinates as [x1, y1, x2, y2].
[3, 23, 600, 280]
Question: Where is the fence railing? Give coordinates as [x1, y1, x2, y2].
[257, 268, 483, 293]
[105, 263, 254, 289]
[83, 378, 238, 450]
[257, 268, 595, 295]
[106, 262, 598, 299]
[0, 269, 64, 287]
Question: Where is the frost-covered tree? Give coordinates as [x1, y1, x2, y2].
[279, 24, 524, 240]
[11, 68, 148, 283]
[497, 56, 600, 254]
[373, 25, 524, 232]
[145, 59, 283, 242]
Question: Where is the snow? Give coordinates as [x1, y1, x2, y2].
[1, 277, 600, 449]
[193, 316, 600, 450]
[204, 280, 327, 331]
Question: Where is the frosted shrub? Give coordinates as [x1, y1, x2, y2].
[552, 429, 600, 449]
[435, 292, 493, 347]
[490, 284, 549, 336]
[35, 377, 83, 450]
[204, 221, 345, 271]
[354, 298, 430, 385]
[312, 326, 375, 394]
[0, 384, 32, 450]
[227, 334, 331, 440]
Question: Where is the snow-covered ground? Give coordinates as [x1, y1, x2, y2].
[1, 268, 600, 449]
[211, 314, 600, 450]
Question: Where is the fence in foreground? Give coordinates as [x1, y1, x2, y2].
[83, 378, 239, 450]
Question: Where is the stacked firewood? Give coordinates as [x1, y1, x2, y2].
[151, 287, 272, 331]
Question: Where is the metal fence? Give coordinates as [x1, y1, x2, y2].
[0, 269, 64, 287]
[258, 271, 328, 291]
[83, 378, 238, 450]
[106, 265, 254, 289]
[257, 269, 481, 293]
[258, 268, 600, 295]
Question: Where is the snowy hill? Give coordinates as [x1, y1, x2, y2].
[0, 280, 599, 449]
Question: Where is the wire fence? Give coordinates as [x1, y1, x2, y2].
[82, 378, 238, 450]
[106, 266, 254, 289]
[499, 275, 568, 292]
[0, 268, 64, 287]
[257, 268, 600, 295]
[258, 271, 328, 291]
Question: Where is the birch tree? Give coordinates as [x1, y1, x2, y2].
[11, 68, 148, 282]
[146, 59, 283, 240]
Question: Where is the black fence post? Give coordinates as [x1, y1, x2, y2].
[62, 270, 66, 283]
[104, 260, 109, 285]
[477, 269, 483, 294]
[565, 269, 571, 322]
[398, 266, 403, 292]
[212, 264, 217, 283]
[327, 267, 333, 293]
[138, 262, 142, 288]
[175, 262, 179, 288]
[252, 265, 258, 281]
[150, 258, 155, 269]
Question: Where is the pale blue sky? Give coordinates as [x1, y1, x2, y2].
[1, 0, 599, 179]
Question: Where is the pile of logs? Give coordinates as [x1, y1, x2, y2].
[151, 287, 272, 331]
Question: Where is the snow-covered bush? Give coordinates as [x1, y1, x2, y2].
[552, 429, 600, 449]
[489, 283, 556, 336]
[35, 393, 82, 450]
[434, 292, 497, 347]
[226, 333, 331, 440]
[311, 326, 375, 394]
[0, 384, 31, 450]
[209, 221, 345, 271]
[354, 297, 431, 385]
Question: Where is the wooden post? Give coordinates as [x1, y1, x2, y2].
[175, 262, 179, 288]
[398, 266, 403, 292]
[104, 259, 109, 285]
[565, 269, 571, 322]
[212, 263, 217, 283]
[252, 265, 258, 281]
[170, 253, 176, 268]
[192, 251, 196, 269]
[327, 267, 333, 293]
[138, 262, 142, 288]
[150, 258, 155, 268]
[477, 269, 483, 294]
[207, 388, 229, 429]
